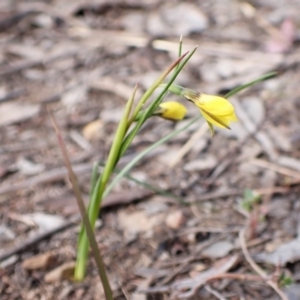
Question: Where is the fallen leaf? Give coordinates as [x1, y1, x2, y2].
[0, 103, 40, 127]
[16, 157, 45, 175]
[22, 252, 56, 270]
[44, 262, 75, 283]
[277, 156, 300, 173]
[202, 240, 234, 259]
[23, 213, 65, 233]
[118, 210, 164, 235]
[254, 238, 300, 266]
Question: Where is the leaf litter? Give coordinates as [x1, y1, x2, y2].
[1, 0, 300, 299]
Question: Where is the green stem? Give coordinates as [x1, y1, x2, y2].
[120, 47, 198, 158]
[129, 52, 189, 125]
[49, 113, 113, 299]
[225, 71, 277, 98]
[74, 86, 136, 281]
[104, 117, 199, 198]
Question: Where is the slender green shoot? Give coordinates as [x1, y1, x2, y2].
[97, 162, 184, 203]
[104, 117, 199, 198]
[120, 47, 198, 158]
[49, 111, 113, 300]
[174, 35, 183, 73]
[225, 71, 277, 98]
[129, 52, 189, 125]
[75, 85, 137, 281]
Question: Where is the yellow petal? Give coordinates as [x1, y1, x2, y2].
[156, 101, 187, 121]
[196, 94, 236, 117]
[200, 108, 230, 129]
[182, 89, 238, 134]
[192, 94, 237, 132]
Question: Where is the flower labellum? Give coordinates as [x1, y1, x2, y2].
[154, 101, 187, 121]
[182, 89, 238, 135]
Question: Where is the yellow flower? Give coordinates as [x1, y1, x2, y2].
[154, 101, 187, 121]
[183, 90, 238, 135]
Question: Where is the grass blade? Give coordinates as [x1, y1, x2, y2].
[104, 117, 199, 198]
[225, 71, 277, 98]
[120, 47, 198, 158]
[49, 110, 113, 300]
[75, 85, 137, 280]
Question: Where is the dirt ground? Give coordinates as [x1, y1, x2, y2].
[1, 0, 300, 299]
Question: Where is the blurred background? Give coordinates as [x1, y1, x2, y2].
[1, 0, 300, 299]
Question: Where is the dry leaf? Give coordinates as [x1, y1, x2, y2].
[254, 238, 300, 266]
[22, 252, 56, 270]
[0, 103, 40, 127]
[44, 262, 75, 283]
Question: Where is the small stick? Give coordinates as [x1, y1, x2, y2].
[204, 284, 227, 300]
[208, 272, 263, 282]
[250, 158, 300, 179]
[239, 228, 288, 300]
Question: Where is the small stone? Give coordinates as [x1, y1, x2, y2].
[0, 103, 40, 127]
[192, 263, 206, 272]
[82, 119, 103, 140]
[33, 14, 54, 29]
[165, 210, 185, 230]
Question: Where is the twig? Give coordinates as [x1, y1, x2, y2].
[250, 158, 300, 179]
[186, 186, 289, 204]
[208, 272, 262, 282]
[139, 255, 239, 298]
[186, 189, 241, 203]
[204, 284, 227, 300]
[0, 51, 77, 77]
[239, 229, 288, 300]
[157, 235, 227, 286]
